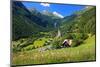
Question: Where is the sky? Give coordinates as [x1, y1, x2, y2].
[22, 2, 86, 18]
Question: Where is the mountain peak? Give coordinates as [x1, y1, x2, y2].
[28, 7, 37, 12]
[41, 10, 63, 19]
[53, 11, 64, 18]
[42, 10, 52, 15]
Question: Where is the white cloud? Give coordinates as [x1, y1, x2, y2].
[40, 3, 50, 7]
[53, 11, 64, 18]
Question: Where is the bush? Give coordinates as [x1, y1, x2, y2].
[81, 33, 89, 40]
[66, 34, 73, 39]
[52, 40, 60, 49]
[71, 39, 83, 47]
[52, 38, 62, 49]
[71, 33, 88, 47]
[44, 43, 48, 46]
[71, 33, 88, 40]
[13, 47, 21, 53]
[23, 45, 35, 51]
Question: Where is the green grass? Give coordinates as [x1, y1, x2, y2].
[32, 37, 53, 48]
[33, 38, 47, 48]
[12, 35, 96, 65]
[21, 37, 52, 50]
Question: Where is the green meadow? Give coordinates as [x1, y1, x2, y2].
[12, 35, 95, 65]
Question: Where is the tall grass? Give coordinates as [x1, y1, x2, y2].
[12, 36, 95, 65]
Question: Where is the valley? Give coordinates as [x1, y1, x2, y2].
[12, 1, 96, 66]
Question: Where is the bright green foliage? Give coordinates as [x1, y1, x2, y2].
[33, 37, 53, 48]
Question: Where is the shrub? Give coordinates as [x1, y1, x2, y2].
[39, 39, 42, 41]
[23, 45, 35, 51]
[66, 34, 73, 39]
[81, 33, 89, 40]
[71, 33, 88, 47]
[44, 43, 48, 46]
[52, 38, 62, 49]
[13, 47, 21, 53]
[71, 39, 83, 47]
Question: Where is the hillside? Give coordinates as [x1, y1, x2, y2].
[12, 1, 61, 40]
[60, 7, 96, 35]
[12, 35, 95, 65]
[12, 2, 45, 40]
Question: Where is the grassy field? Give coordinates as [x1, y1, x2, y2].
[33, 37, 53, 48]
[12, 35, 96, 65]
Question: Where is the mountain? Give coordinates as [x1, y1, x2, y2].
[29, 9, 61, 28]
[41, 10, 62, 19]
[12, 1, 61, 40]
[12, 1, 96, 41]
[12, 1, 45, 40]
[60, 6, 96, 34]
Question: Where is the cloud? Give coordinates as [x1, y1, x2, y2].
[40, 3, 50, 7]
[53, 11, 64, 18]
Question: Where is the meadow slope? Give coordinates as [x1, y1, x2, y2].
[12, 35, 96, 65]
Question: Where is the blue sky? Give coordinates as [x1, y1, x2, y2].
[22, 2, 86, 17]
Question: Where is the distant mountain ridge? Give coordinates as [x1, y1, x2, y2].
[12, 1, 61, 40]
[60, 6, 96, 34]
[12, 1, 96, 40]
